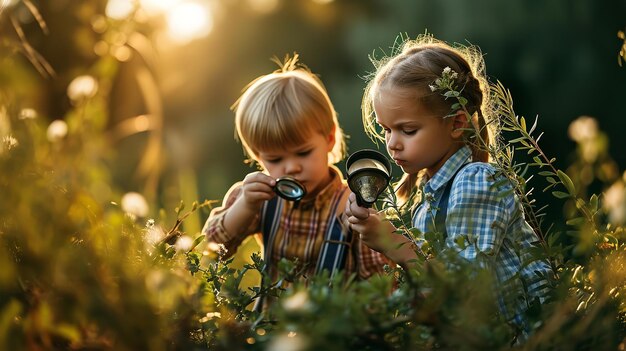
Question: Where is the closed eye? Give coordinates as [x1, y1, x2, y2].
[403, 129, 417, 135]
[264, 157, 282, 164]
[297, 149, 312, 157]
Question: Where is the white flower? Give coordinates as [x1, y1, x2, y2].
[443, 66, 451, 74]
[2, 135, 18, 150]
[282, 291, 312, 312]
[121, 191, 149, 217]
[144, 223, 165, 245]
[67, 75, 99, 102]
[604, 182, 624, 211]
[19, 108, 37, 120]
[568, 116, 598, 142]
[266, 332, 307, 351]
[46, 120, 68, 142]
[429, 84, 437, 92]
[206, 241, 228, 256]
[199, 312, 221, 323]
[174, 235, 193, 252]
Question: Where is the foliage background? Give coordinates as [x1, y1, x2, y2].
[1, 0, 625, 350]
[6, 0, 625, 225]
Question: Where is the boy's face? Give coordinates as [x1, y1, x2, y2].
[256, 131, 335, 199]
[374, 87, 462, 178]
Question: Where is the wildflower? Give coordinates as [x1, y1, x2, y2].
[67, 75, 98, 102]
[19, 108, 37, 120]
[429, 84, 437, 92]
[443, 66, 451, 74]
[567, 116, 598, 142]
[174, 235, 193, 252]
[47, 120, 68, 142]
[121, 191, 149, 218]
[604, 181, 625, 225]
[206, 241, 228, 256]
[267, 332, 307, 351]
[144, 223, 165, 245]
[199, 312, 221, 323]
[282, 291, 312, 312]
[2, 135, 18, 150]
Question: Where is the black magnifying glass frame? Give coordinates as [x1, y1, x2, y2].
[346, 149, 392, 208]
[274, 176, 307, 202]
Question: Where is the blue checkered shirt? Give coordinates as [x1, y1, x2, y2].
[412, 146, 553, 322]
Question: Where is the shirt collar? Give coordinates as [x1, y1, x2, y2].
[295, 165, 343, 210]
[425, 146, 472, 193]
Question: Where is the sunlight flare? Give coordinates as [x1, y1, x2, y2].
[165, 2, 213, 45]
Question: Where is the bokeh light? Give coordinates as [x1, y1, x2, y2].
[67, 75, 99, 101]
[165, 2, 213, 45]
[105, 0, 135, 20]
[247, 0, 280, 14]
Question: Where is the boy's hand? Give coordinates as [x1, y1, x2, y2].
[240, 171, 276, 211]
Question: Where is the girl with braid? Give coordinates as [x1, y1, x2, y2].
[344, 34, 553, 337]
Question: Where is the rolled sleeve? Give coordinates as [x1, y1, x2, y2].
[202, 182, 260, 257]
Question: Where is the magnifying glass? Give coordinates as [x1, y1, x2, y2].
[346, 149, 392, 208]
[274, 176, 306, 202]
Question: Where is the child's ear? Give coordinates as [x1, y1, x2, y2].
[450, 110, 470, 139]
[326, 125, 336, 152]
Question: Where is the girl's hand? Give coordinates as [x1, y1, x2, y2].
[344, 192, 419, 268]
[344, 192, 393, 253]
[240, 171, 276, 211]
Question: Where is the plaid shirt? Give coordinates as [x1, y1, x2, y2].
[412, 146, 553, 321]
[203, 166, 390, 280]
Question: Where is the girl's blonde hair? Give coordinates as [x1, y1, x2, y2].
[362, 34, 498, 205]
[233, 54, 346, 165]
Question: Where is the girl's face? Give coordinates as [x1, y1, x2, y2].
[256, 130, 335, 200]
[374, 87, 462, 178]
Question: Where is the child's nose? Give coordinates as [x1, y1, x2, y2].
[285, 160, 302, 175]
[387, 133, 401, 150]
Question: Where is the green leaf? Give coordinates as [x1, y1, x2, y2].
[589, 194, 598, 212]
[566, 217, 586, 227]
[520, 116, 527, 131]
[529, 115, 538, 135]
[552, 191, 570, 199]
[538, 171, 556, 177]
[557, 170, 576, 195]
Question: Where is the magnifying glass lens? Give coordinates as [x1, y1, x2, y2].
[274, 177, 306, 201]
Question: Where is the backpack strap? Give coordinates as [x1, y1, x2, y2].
[315, 188, 352, 278]
[434, 163, 469, 239]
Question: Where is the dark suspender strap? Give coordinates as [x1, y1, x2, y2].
[316, 188, 351, 277]
[261, 196, 282, 269]
[255, 197, 282, 312]
[434, 163, 469, 239]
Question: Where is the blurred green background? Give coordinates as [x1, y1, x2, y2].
[5, 0, 626, 231]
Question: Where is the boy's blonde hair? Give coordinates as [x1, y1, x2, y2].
[233, 54, 346, 165]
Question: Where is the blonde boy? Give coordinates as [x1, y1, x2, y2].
[203, 55, 389, 284]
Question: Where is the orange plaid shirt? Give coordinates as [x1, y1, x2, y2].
[203, 166, 390, 279]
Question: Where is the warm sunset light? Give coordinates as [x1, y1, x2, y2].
[165, 2, 213, 44]
[247, 0, 279, 14]
[138, 0, 180, 16]
[3, 1, 625, 350]
[105, 0, 134, 20]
